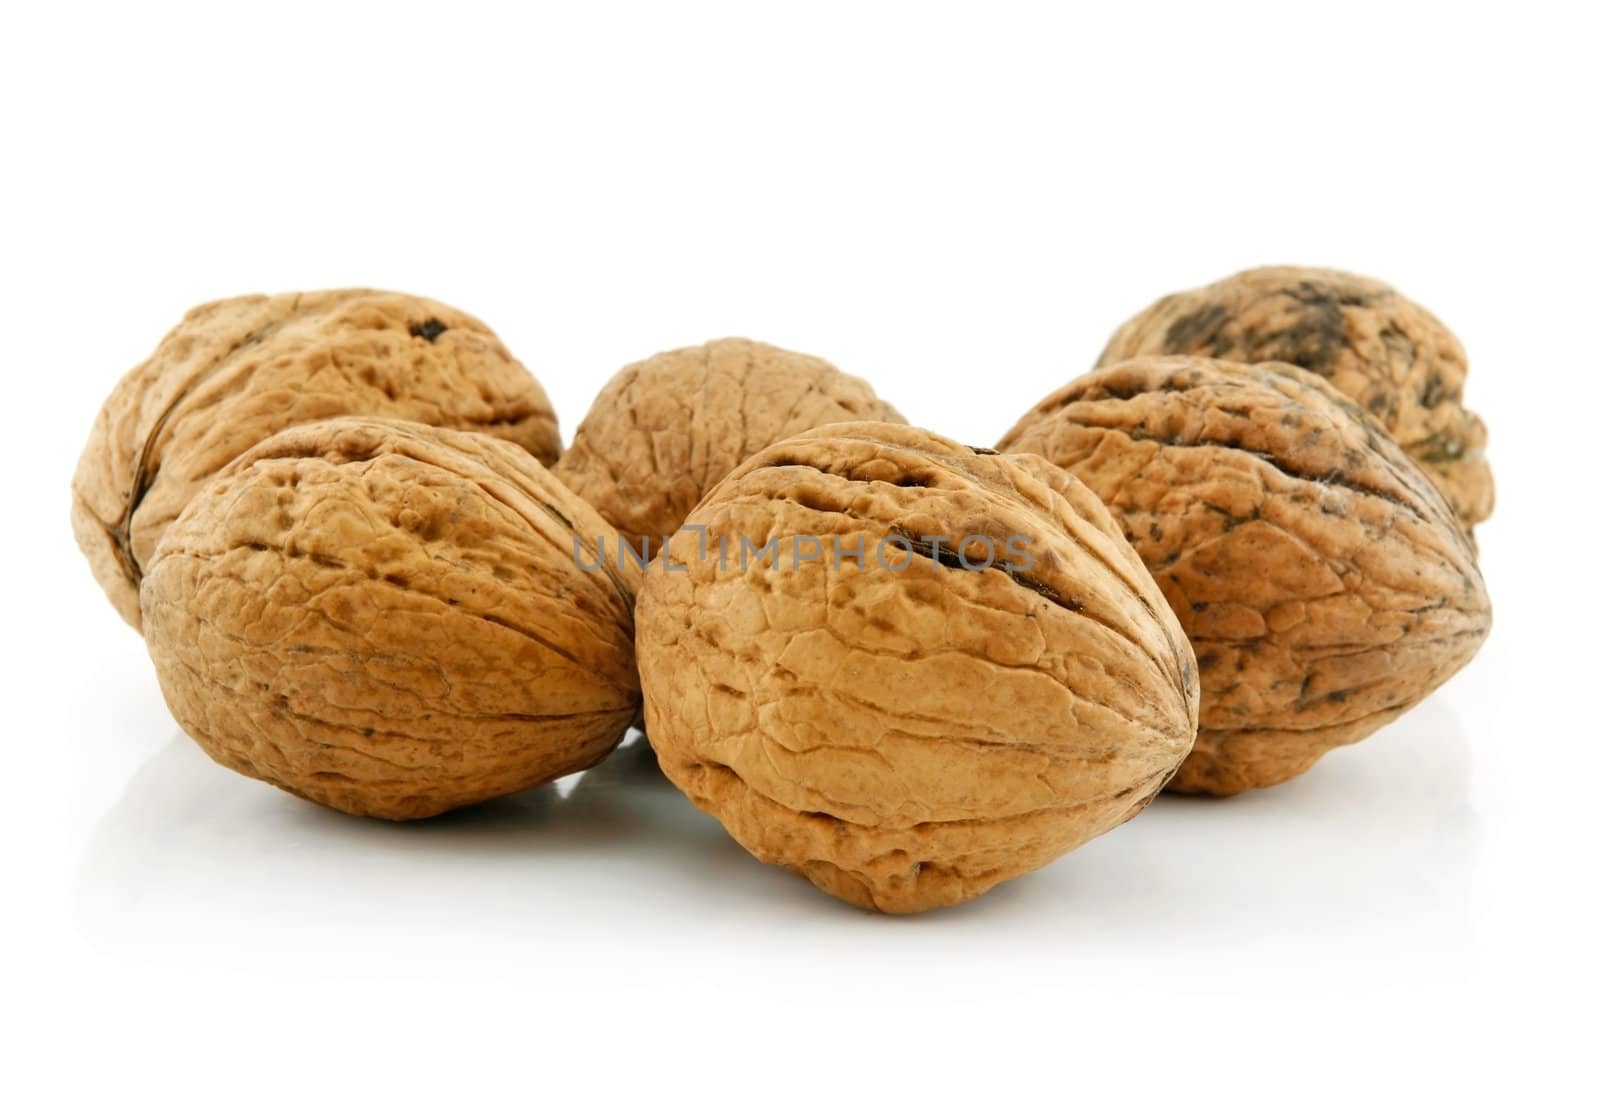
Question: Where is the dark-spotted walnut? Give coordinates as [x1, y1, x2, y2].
[1096, 267, 1493, 532]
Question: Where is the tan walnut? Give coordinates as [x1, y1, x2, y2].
[73, 289, 561, 629]
[140, 417, 638, 821]
[1096, 266, 1493, 530]
[555, 338, 904, 557]
[635, 421, 1199, 913]
[1000, 356, 1491, 795]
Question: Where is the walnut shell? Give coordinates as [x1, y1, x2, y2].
[140, 417, 637, 821]
[555, 338, 904, 557]
[1000, 356, 1491, 795]
[1096, 267, 1493, 529]
[73, 290, 561, 629]
[636, 421, 1199, 913]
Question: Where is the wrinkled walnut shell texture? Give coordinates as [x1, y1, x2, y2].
[555, 338, 904, 555]
[141, 418, 638, 821]
[637, 421, 1199, 913]
[1000, 356, 1491, 795]
[1096, 267, 1493, 529]
[74, 290, 561, 629]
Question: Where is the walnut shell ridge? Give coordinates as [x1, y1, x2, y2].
[73, 289, 561, 630]
[140, 417, 638, 821]
[1000, 356, 1491, 795]
[1096, 266, 1493, 530]
[636, 421, 1199, 913]
[555, 338, 904, 557]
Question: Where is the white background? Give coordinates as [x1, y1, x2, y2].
[3, 1, 1595, 1092]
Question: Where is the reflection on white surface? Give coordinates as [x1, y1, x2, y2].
[76, 729, 832, 941]
[75, 707, 1476, 983]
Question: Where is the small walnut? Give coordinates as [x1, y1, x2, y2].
[1096, 267, 1493, 530]
[555, 338, 903, 556]
[1000, 356, 1492, 795]
[140, 417, 637, 821]
[73, 290, 561, 629]
[636, 421, 1199, 913]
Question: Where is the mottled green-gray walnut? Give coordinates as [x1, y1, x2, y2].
[636, 420, 1198, 912]
[1001, 356, 1491, 794]
[555, 338, 903, 557]
[141, 417, 637, 821]
[1097, 266, 1492, 530]
[73, 289, 560, 629]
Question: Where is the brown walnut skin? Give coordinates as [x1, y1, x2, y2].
[73, 289, 561, 630]
[140, 417, 638, 821]
[1096, 266, 1493, 530]
[636, 421, 1199, 913]
[555, 338, 904, 558]
[1000, 356, 1492, 795]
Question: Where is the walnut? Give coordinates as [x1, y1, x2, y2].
[1096, 267, 1493, 530]
[555, 338, 903, 557]
[999, 356, 1491, 795]
[73, 290, 561, 629]
[635, 421, 1199, 913]
[139, 417, 638, 821]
